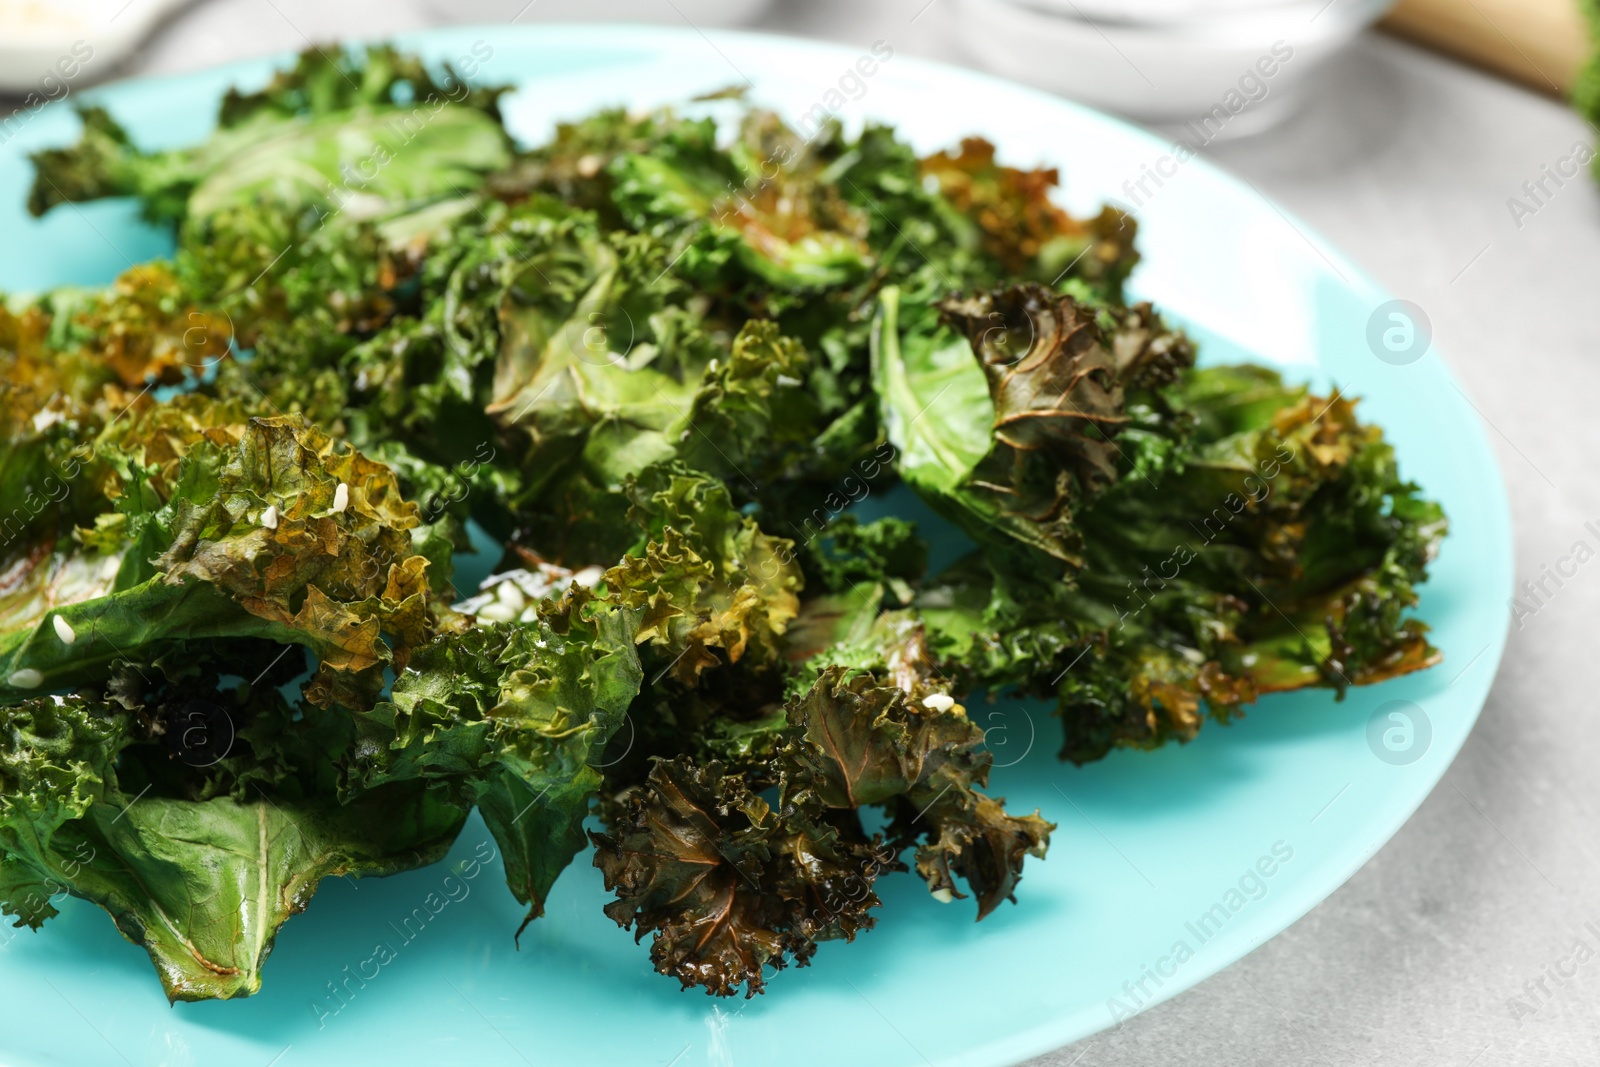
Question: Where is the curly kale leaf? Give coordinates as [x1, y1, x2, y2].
[214, 43, 507, 129]
[786, 668, 1053, 916]
[609, 110, 873, 292]
[592, 756, 891, 997]
[602, 466, 802, 685]
[0, 693, 465, 1001]
[795, 514, 927, 599]
[918, 137, 1140, 293]
[939, 283, 1128, 554]
[917, 367, 1446, 763]
[350, 588, 643, 930]
[487, 106, 671, 218]
[0, 695, 126, 929]
[0, 409, 443, 709]
[30, 45, 511, 229]
[593, 664, 1052, 995]
[416, 203, 828, 543]
[1, 268, 233, 435]
[6, 64, 1449, 1004]
[877, 283, 1177, 567]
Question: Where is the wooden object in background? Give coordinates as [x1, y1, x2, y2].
[1382, 0, 1590, 95]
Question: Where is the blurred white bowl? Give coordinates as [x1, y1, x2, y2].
[0, 0, 189, 95]
[950, 0, 1394, 131]
[419, 0, 774, 28]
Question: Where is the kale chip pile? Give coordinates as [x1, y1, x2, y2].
[0, 46, 1444, 1000]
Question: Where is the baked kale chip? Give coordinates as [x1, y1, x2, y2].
[0, 44, 1445, 1000]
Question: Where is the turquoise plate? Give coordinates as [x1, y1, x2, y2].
[0, 25, 1512, 1067]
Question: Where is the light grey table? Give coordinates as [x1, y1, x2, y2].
[42, 1, 1600, 1063]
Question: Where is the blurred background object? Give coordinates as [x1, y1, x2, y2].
[0, 0, 190, 93]
[0, 0, 776, 101]
[417, 0, 773, 26]
[1383, 0, 1588, 94]
[950, 0, 1394, 133]
[1, 0, 1593, 126]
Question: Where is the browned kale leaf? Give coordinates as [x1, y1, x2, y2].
[918, 136, 1140, 288]
[593, 666, 1052, 995]
[936, 283, 1129, 564]
[591, 756, 889, 997]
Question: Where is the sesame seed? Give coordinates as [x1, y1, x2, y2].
[7, 668, 43, 689]
[496, 581, 526, 613]
[475, 601, 518, 624]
